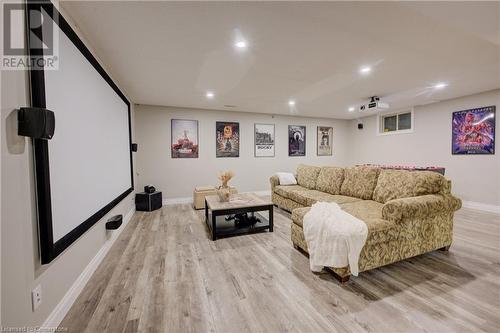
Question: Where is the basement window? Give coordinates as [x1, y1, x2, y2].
[377, 109, 414, 135]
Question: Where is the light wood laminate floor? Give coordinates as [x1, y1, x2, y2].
[61, 203, 500, 333]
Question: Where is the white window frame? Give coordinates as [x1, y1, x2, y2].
[376, 108, 414, 136]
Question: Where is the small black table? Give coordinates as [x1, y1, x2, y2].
[204, 193, 273, 240]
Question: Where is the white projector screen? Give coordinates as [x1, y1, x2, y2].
[45, 29, 131, 242]
[28, 3, 133, 264]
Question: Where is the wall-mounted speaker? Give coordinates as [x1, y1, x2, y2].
[131, 143, 138, 152]
[105, 215, 123, 230]
[18, 107, 55, 139]
[358, 123, 364, 130]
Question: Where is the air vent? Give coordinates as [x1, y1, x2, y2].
[224, 105, 237, 108]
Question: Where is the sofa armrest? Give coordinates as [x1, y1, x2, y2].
[382, 194, 462, 221]
[270, 175, 280, 192]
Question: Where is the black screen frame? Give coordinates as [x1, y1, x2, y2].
[26, 0, 134, 264]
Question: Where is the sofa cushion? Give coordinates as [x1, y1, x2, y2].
[340, 200, 399, 244]
[296, 164, 321, 189]
[291, 200, 399, 245]
[275, 185, 361, 207]
[373, 170, 447, 203]
[340, 167, 380, 200]
[274, 185, 308, 200]
[339, 200, 384, 221]
[276, 172, 297, 185]
[299, 191, 361, 206]
[315, 167, 345, 195]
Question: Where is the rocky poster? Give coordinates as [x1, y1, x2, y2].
[255, 123, 275, 157]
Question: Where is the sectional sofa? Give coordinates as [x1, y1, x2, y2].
[270, 165, 462, 282]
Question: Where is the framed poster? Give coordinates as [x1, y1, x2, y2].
[216, 121, 240, 157]
[452, 106, 495, 155]
[255, 123, 275, 157]
[317, 126, 333, 156]
[171, 119, 199, 158]
[288, 125, 306, 156]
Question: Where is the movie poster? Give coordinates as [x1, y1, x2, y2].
[171, 119, 199, 158]
[317, 126, 333, 156]
[288, 125, 306, 156]
[216, 122, 240, 157]
[254, 124, 275, 157]
[452, 106, 495, 155]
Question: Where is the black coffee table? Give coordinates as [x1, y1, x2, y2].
[204, 193, 273, 240]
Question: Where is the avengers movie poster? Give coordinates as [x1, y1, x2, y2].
[452, 106, 495, 155]
[171, 119, 199, 158]
[216, 122, 240, 157]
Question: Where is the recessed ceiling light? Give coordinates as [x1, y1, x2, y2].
[348, 106, 355, 112]
[288, 100, 296, 106]
[434, 82, 448, 89]
[235, 41, 247, 49]
[359, 66, 372, 74]
[206, 91, 214, 99]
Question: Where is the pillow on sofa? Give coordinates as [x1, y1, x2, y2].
[373, 169, 446, 203]
[296, 164, 321, 189]
[340, 167, 380, 200]
[315, 167, 345, 195]
[276, 172, 297, 185]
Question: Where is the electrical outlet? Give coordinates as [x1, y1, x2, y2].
[32, 284, 42, 311]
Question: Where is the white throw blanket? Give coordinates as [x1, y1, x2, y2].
[303, 202, 368, 276]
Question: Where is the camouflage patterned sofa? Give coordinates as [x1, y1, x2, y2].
[270, 165, 462, 281]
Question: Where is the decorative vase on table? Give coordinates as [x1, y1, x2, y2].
[216, 186, 231, 202]
[216, 170, 234, 202]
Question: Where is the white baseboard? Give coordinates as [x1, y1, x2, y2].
[462, 201, 500, 215]
[162, 190, 271, 206]
[40, 207, 135, 330]
[163, 197, 192, 205]
[245, 190, 271, 196]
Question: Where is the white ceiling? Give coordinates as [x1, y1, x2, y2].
[60, 1, 500, 119]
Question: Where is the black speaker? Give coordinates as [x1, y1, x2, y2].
[144, 185, 155, 193]
[358, 123, 364, 130]
[105, 215, 123, 230]
[136, 191, 162, 212]
[131, 143, 138, 152]
[18, 107, 55, 139]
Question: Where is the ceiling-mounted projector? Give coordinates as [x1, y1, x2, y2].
[360, 96, 389, 112]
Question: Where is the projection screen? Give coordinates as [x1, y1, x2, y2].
[28, 2, 133, 264]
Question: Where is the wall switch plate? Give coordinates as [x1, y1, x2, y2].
[32, 284, 42, 311]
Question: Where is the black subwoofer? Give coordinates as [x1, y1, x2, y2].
[135, 191, 162, 212]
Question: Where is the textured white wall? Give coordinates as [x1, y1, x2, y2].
[348, 90, 500, 206]
[134, 105, 351, 199]
[1, 8, 498, 329]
